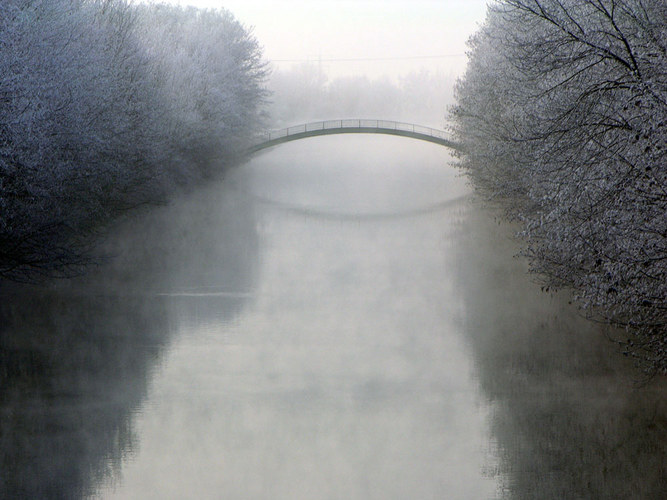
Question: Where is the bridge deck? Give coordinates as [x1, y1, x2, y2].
[249, 119, 461, 152]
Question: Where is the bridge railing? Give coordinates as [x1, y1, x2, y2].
[261, 119, 451, 143]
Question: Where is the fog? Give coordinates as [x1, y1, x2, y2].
[4, 136, 663, 499]
[157, 1, 490, 128]
[161, 0, 489, 79]
[2, 1, 665, 499]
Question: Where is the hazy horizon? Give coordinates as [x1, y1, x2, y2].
[153, 0, 490, 80]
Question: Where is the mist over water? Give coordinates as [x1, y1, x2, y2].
[1, 136, 664, 499]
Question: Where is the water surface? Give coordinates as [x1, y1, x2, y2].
[1, 136, 664, 499]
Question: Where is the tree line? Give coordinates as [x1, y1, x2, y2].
[450, 0, 666, 372]
[268, 64, 455, 130]
[0, 0, 268, 282]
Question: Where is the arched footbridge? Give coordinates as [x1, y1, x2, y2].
[248, 119, 462, 153]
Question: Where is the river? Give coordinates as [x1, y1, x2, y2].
[1, 135, 665, 499]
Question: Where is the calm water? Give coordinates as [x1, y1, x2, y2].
[1, 136, 665, 499]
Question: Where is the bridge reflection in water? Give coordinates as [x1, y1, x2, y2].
[249, 119, 462, 153]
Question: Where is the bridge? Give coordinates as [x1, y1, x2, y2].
[248, 119, 462, 153]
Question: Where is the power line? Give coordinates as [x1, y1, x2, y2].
[270, 53, 465, 63]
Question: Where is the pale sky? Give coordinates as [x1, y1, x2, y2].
[155, 0, 490, 79]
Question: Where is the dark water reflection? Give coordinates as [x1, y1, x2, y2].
[449, 204, 667, 499]
[0, 136, 665, 499]
[0, 288, 167, 499]
[0, 184, 259, 499]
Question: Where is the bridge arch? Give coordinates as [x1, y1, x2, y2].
[248, 119, 461, 153]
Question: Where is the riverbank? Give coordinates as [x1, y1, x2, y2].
[450, 0, 666, 372]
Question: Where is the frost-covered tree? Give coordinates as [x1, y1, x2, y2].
[0, 0, 161, 280]
[133, 4, 269, 179]
[0, 0, 268, 282]
[450, 0, 667, 371]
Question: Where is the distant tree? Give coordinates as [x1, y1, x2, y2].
[267, 63, 329, 125]
[399, 69, 457, 127]
[267, 64, 453, 128]
[450, 0, 667, 371]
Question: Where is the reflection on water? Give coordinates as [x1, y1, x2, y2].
[99, 137, 496, 499]
[0, 183, 259, 499]
[449, 205, 667, 499]
[1, 136, 665, 499]
[0, 288, 167, 499]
